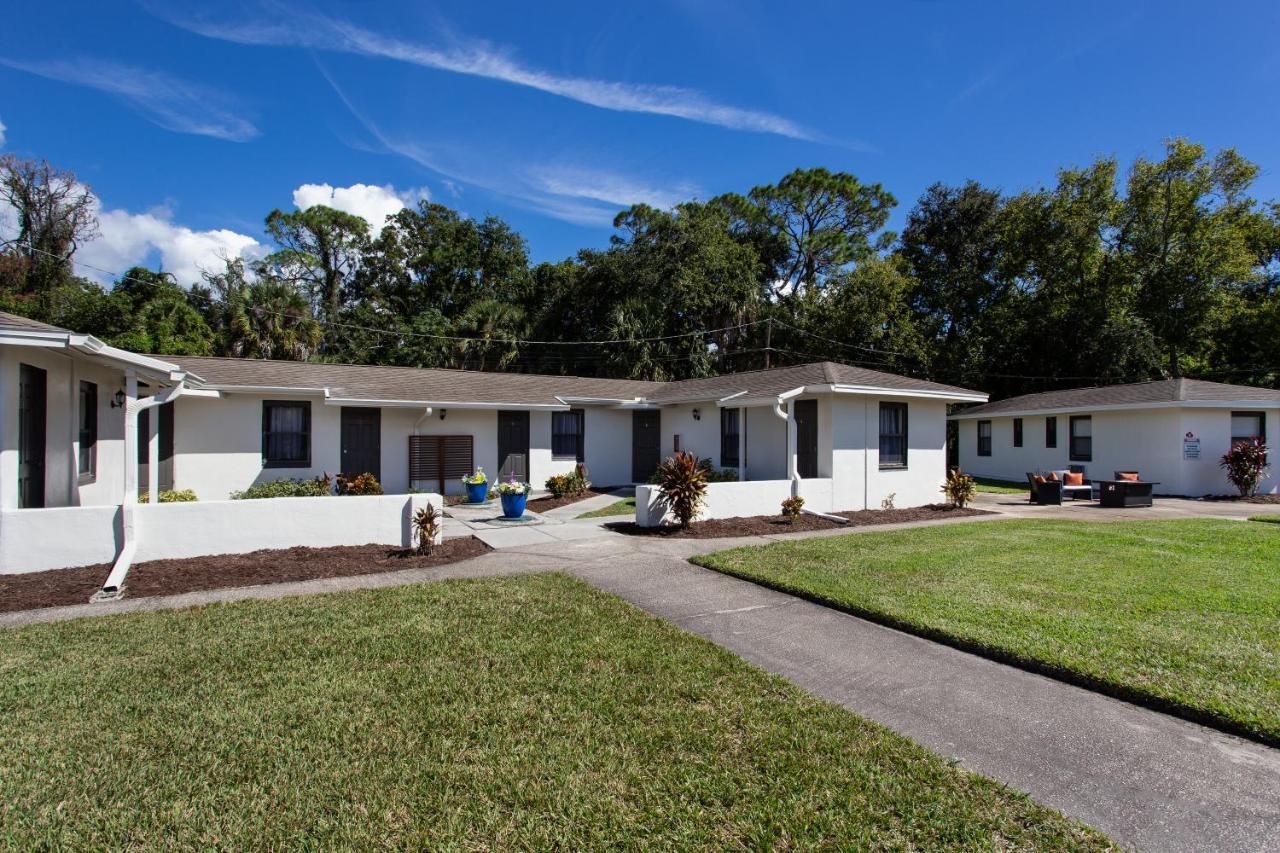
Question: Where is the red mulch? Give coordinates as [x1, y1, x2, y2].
[607, 504, 991, 538]
[0, 537, 491, 614]
[1201, 494, 1280, 504]
[524, 488, 621, 513]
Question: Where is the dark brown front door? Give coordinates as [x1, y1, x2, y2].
[497, 411, 530, 482]
[138, 402, 175, 494]
[631, 410, 661, 483]
[18, 363, 47, 508]
[341, 407, 381, 480]
[794, 399, 818, 479]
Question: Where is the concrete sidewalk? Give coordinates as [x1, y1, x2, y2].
[3, 514, 1278, 850]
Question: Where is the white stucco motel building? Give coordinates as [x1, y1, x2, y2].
[951, 378, 1280, 496]
[1, 311, 985, 580]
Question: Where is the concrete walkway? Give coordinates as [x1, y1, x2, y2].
[3, 511, 1279, 850]
[444, 489, 634, 549]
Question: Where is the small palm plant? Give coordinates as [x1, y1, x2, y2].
[412, 502, 441, 555]
[655, 451, 709, 528]
[941, 468, 977, 508]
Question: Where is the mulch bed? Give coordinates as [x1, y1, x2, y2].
[607, 504, 991, 539]
[525, 488, 621, 513]
[0, 537, 491, 614]
[1201, 494, 1280, 504]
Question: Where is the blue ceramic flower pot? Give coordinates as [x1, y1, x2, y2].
[466, 481, 489, 503]
[500, 492, 527, 518]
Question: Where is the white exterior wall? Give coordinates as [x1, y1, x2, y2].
[579, 408, 634, 487]
[955, 407, 1280, 496]
[1, 345, 130, 509]
[635, 479, 835, 526]
[662, 402, 729, 468]
[744, 405, 787, 480]
[0, 492, 443, 574]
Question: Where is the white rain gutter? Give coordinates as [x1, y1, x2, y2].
[772, 388, 805, 497]
[94, 376, 220, 602]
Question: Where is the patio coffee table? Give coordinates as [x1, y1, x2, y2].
[1097, 480, 1159, 508]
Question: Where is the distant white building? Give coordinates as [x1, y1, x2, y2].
[950, 379, 1280, 496]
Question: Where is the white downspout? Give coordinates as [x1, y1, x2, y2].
[738, 406, 747, 482]
[147, 400, 160, 505]
[772, 391, 802, 497]
[94, 377, 211, 601]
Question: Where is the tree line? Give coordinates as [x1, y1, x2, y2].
[2, 138, 1278, 399]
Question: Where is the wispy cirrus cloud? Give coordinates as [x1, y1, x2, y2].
[150, 3, 817, 141]
[0, 57, 258, 141]
[527, 165, 700, 211]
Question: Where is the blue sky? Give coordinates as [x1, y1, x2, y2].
[3, 0, 1278, 285]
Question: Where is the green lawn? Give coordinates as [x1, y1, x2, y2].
[694, 519, 1280, 745]
[0, 574, 1108, 849]
[973, 476, 1030, 494]
[577, 496, 636, 518]
[1250, 515, 1280, 524]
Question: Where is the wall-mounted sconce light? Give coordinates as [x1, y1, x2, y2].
[110, 389, 126, 408]
[692, 408, 701, 421]
[439, 408, 448, 420]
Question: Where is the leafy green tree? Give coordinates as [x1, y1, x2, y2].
[716, 167, 895, 301]
[204, 258, 321, 360]
[1117, 139, 1262, 376]
[261, 205, 369, 349]
[100, 267, 213, 355]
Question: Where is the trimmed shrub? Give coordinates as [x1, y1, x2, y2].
[338, 472, 383, 496]
[230, 475, 331, 500]
[655, 451, 708, 528]
[138, 489, 199, 504]
[941, 468, 977, 508]
[1221, 439, 1270, 497]
[781, 495, 805, 522]
[546, 463, 591, 498]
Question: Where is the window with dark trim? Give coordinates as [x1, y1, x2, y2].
[976, 420, 992, 456]
[1231, 411, 1266, 448]
[720, 408, 740, 468]
[1045, 416, 1057, 448]
[1069, 415, 1092, 461]
[262, 400, 311, 467]
[879, 402, 908, 468]
[1013, 418, 1023, 448]
[77, 380, 97, 482]
[552, 408, 585, 461]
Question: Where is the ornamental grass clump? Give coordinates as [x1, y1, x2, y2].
[941, 468, 977, 508]
[655, 451, 708, 528]
[1220, 439, 1270, 496]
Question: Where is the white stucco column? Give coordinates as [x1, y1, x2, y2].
[121, 370, 138, 506]
[147, 400, 159, 505]
[737, 406, 747, 481]
[787, 400, 798, 482]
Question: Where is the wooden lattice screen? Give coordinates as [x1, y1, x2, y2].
[408, 435, 474, 494]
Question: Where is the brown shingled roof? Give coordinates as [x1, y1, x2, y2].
[953, 378, 1280, 418]
[167, 355, 982, 407]
[0, 311, 71, 334]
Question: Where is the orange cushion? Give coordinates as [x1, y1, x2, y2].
[1118, 472, 1139, 482]
[1064, 472, 1084, 486]
[1046, 471, 1059, 481]
[1032, 475, 1046, 485]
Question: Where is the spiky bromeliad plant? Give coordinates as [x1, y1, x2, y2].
[1220, 439, 1271, 497]
[412, 502, 441, 555]
[655, 451, 708, 528]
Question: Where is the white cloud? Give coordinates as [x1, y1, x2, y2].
[151, 5, 815, 140]
[0, 57, 257, 142]
[528, 165, 698, 210]
[77, 198, 264, 287]
[291, 182, 427, 233]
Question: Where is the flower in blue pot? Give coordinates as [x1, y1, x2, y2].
[494, 478, 530, 518]
[461, 468, 489, 503]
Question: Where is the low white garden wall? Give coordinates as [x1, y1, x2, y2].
[635, 479, 834, 527]
[0, 493, 444, 574]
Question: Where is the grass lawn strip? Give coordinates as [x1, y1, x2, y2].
[973, 476, 1030, 494]
[0, 574, 1110, 849]
[1249, 515, 1280, 523]
[577, 496, 636, 518]
[694, 519, 1280, 746]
